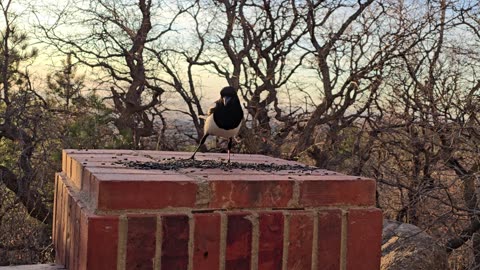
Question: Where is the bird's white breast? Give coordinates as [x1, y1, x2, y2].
[204, 114, 241, 138]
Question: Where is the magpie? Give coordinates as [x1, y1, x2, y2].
[190, 86, 244, 162]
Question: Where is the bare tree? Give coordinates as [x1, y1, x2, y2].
[287, 0, 409, 168]
[145, 1, 209, 145]
[35, 0, 193, 148]
[361, 0, 480, 267]
[185, 0, 310, 153]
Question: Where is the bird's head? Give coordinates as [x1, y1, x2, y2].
[220, 86, 238, 106]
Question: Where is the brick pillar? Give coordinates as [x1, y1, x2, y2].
[54, 150, 382, 270]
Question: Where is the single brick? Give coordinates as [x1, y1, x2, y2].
[86, 216, 119, 270]
[65, 149, 133, 155]
[87, 166, 174, 175]
[65, 153, 72, 177]
[317, 209, 342, 270]
[226, 213, 253, 270]
[161, 215, 190, 270]
[193, 213, 221, 270]
[52, 174, 59, 245]
[89, 174, 99, 206]
[126, 215, 157, 270]
[62, 150, 68, 173]
[58, 181, 68, 266]
[66, 193, 75, 270]
[182, 168, 269, 176]
[81, 169, 92, 194]
[67, 190, 82, 270]
[347, 208, 383, 270]
[71, 202, 81, 270]
[209, 179, 293, 209]
[258, 212, 284, 270]
[61, 187, 70, 268]
[288, 212, 314, 270]
[59, 184, 67, 264]
[299, 179, 376, 207]
[138, 150, 192, 160]
[96, 177, 197, 210]
[53, 174, 63, 263]
[78, 208, 89, 270]
[70, 157, 83, 190]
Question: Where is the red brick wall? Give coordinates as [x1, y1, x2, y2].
[54, 150, 382, 270]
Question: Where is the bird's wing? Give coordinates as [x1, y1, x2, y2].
[207, 100, 221, 115]
[198, 100, 220, 119]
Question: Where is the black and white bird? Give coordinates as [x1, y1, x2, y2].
[190, 86, 244, 162]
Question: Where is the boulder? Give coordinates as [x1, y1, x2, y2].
[381, 220, 448, 270]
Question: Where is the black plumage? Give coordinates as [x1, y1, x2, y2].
[190, 86, 244, 162]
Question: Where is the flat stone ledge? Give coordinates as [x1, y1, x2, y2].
[0, 264, 65, 270]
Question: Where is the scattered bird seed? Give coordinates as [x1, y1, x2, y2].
[116, 158, 315, 172]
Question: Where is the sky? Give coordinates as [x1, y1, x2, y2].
[3, 0, 315, 112]
[7, 0, 470, 114]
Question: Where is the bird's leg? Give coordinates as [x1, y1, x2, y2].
[227, 137, 233, 163]
[190, 134, 209, 160]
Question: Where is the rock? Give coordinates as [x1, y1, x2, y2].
[381, 220, 447, 270]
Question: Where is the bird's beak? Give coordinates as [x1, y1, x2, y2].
[223, 96, 232, 106]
